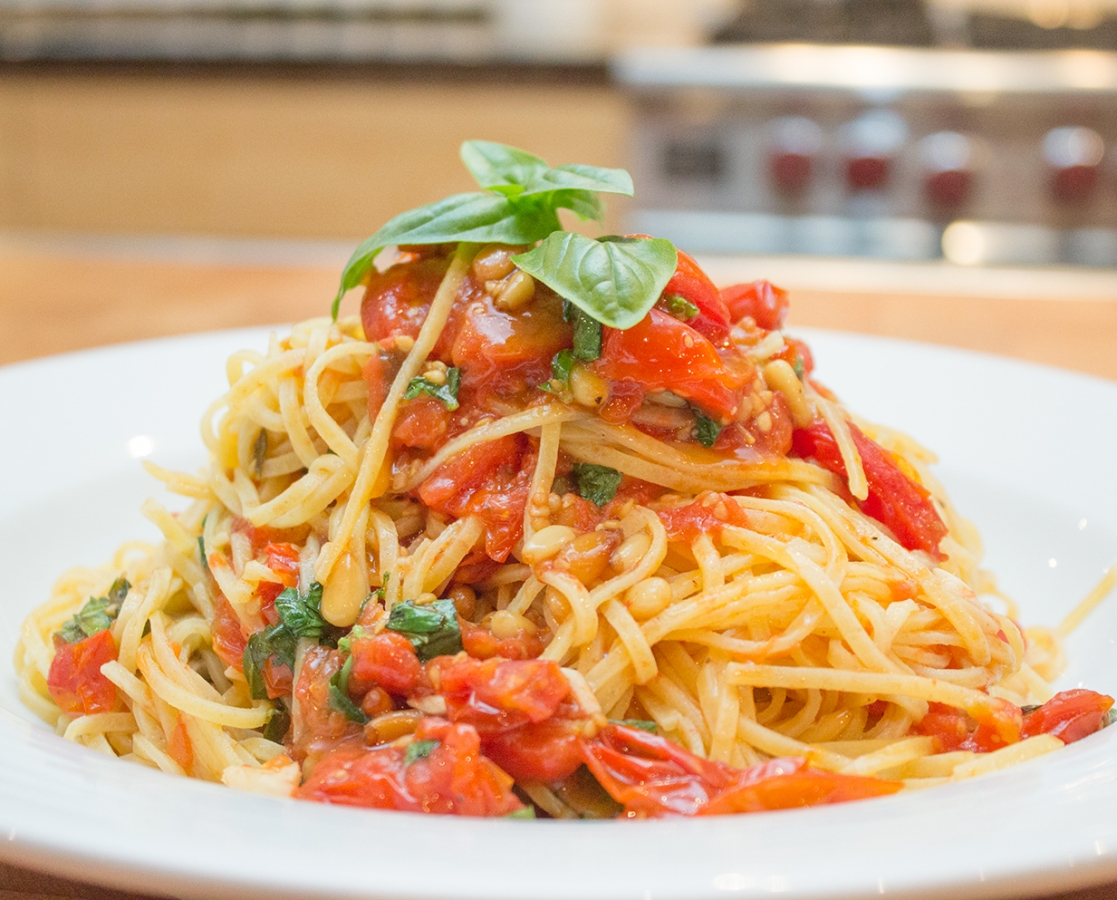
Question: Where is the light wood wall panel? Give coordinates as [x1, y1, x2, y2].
[0, 69, 630, 239]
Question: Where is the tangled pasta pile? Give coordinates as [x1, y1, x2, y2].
[16, 143, 1113, 818]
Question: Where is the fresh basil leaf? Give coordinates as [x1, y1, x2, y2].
[505, 806, 537, 819]
[56, 579, 131, 644]
[664, 293, 699, 320]
[546, 188, 603, 223]
[403, 366, 461, 411]
[551, 349, 575, 383]
[328, 655, 369, 724]
[571, 308, 602, 361]
[572, 463, 622, 507]
[243, 623, 297, 701]
[460, 141, 633, 202]
[609, 718, 658, 734]
[275, 584, 328, 640]
[385, 598, 462, 662]
[262, 703, 291, 743]
[513, 232, 677, 330]
[693, 410, 723, 448]
[333, 192, 561, 317]
[404, 739, 440, 766]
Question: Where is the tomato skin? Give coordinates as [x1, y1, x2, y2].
[792, 421, 948, 559]
[432, 656, 570, 736]
[391, 394, 451, 452]
[460, 620, 544, 660]
[482, 719, 585, 783]
[721, 280, 789, 331]
[418, 434, 534, 562]
[580, 724, 900, 817]
[656, 494, 754, 543]
[47, 629, 118, 716]
[210, 595, 247, 671]
[658, 249, 731, 344]
[297, 718, 523, 817]
[915, 699, 1024, 753]
[292, 646, 362, 760]
[348, 632, 423, 697]
[1022, 689, 1114, 744]
[597, 309, 753, 422]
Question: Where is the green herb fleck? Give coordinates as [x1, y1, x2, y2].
[693, 410, 723, 448]
[404, 367, 461, 411]
[328, 655, 368, 724]
[385, 598, 462, 662]
[793, 356, 805, 379]
[663, 294, 698, 320]
[551, 348, 575, 383]
[609, 718, 658, 734]
[404, 739, 440, 766]
[275, 583, 328, 640]
[253, 429, 268, 477]
[263, 703, 291, 743]
[572, 463, 623, 507]
[56, 578, 130, 644]
[243, 623, 297, 701]
[505, 806, 537, 819]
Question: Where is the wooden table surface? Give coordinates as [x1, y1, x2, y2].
[1, 234, 1116, 900]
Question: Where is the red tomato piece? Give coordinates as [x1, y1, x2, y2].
[460, 620, 544, 661]
[360, 256, 451, 345]
[348, 631, 423, 697]
[1021, 689, 1114, 744]
[168, 714, 194, 772]
[292, 646, 362, 759]
[433, 656, 571, 735]
[658, 249, 732, 344]
[264, 542, 301, 586]
[792, 421, 948, 559]
[914, 699, 1024, 753]
[483, 719, 585, 783]
[418, 434, 534, 562]
[597, 309, 753, 423]
[297, 718, 524, 817]
[720, 280, 790, 331]
[47, 629, 118, 716]
[391, 394, 451, 452]
[210, 595, 247, 671]
[656, 494, 754, 544]
[580, 724, 900, 817]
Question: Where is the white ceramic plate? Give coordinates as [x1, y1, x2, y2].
[1, 327, 1116, 900]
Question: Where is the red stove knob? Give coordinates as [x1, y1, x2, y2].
[1043, 126, 1105, 204]
[921, 131, 975, 208]
[766, 116, 822, 196]
[840, 110, 907, 192]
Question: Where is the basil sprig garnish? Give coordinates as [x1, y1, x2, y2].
[333, 141, 634, 317]
[572, 463, 623, 507]
[385, 599, 462, 662]
[513, 233, 677, 331]
[56, 577, 130, 644]
[404, 367, 461, 411]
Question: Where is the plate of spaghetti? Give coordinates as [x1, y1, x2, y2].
[3, 142, 1117, 900]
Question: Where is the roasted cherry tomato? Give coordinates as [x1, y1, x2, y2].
[597, 309, 753, 423]
[297, 718, 524, 817]
[483, 719, 585, 783]
[914, 700, 1023, 753]
[47, 628, 118, 716]
[656, 494, 754, 544]
[792, 421, 948, 559]
[658, 249, 732, 344]
[348, 631, 423, 697]
[391, 394, 451, 452]
[580, 724, 901, 817]
[210, 595, 247, 671]
[360, 256, 452, 345]
[721, 280, 790, 331]
[1022, 689, 1114, 744]
[432, 656, 570, 735]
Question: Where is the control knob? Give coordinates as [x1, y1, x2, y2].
[839, 110, 908, 192]
[766, 116, 823, 196]
[920, 131, 975, 209]
[1043, 126, 1105, 204]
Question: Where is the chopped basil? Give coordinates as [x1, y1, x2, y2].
[570, 308, 602, 361]
[693, 410, 723, 448]
[551, 348, 575, 383]
[275, 583, 328, 640]
[572, 463, 622, 507]
[404, 367, 461, 411]
[663, 294, 698, 320]
[793, 356, 805, 379]
[385, 598, 462, 662]
[262, 703, 291, 743]
[56, 578, 130, 644]
[253, 429, 268, 477]
[505, 806, 537, 819]
[333, 141, 634, 318]
[243, 623, 297, 701]
[610, 718, 658, 734]
[328, 655, 369, 724]
[550, 474, 573, 497]
[513, 232, 677, 331]
[336, 624, 370, 656]
[197, 535, 208, 572]
[403, 739, 439, 766]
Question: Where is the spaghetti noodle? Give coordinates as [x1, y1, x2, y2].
[15, 143, 1114, 818]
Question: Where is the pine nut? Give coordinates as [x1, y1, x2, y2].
[569, 364, 608, 409]
[490, 609, 537, 639]
[472, 244, 517, 281]
[320, 548, 368, 627]
[610, 531, 651, 573]
[522, 524, 576, 564]
[492, 270, 535, 312]
[364, 709, 423, 745]
[624, 577, 673, 620]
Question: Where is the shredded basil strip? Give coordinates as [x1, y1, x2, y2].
[56, 577, 130, 644]
[332, 141, 634, 317]
[572, 463, 623, 507]
[243, 623, 297, 701]
[793, 355, 805, 379]
[551, 348, 575, 383]
[610, 718, 658, 734]
[663, 293, 698, 320]
[570, 308, 603, 361]
[385, 598, 463, 662]
[253, 429, 268, 477]
[403, 367, 461, 411]
[197, 535, 208, 572]
[337, 624, 370, 656]
[404, 739, 440, 766]
[263, 703, 292, 743]
[693, 410, 723, 448]
[275, 583, 328, 640]
[328, 655, 369, 724]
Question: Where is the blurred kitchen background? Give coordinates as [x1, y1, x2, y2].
[0, 0, 1114, 266]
